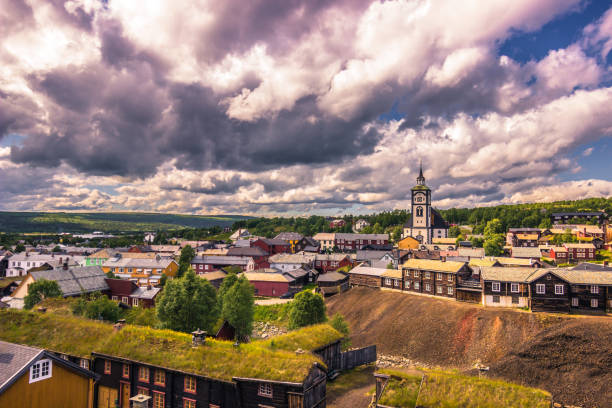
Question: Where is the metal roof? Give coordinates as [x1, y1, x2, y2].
[30, 266, 109, 296]
[0, 340, 42, 391]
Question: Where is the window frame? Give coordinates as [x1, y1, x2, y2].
[414, 282, 420, 290]
[184, 376, 197, 394]
[153, 391, 165, 408]
[154, 369, 165, 386]
[554, 284, 564, 295]
[492, 295, 500, 303]
[133, 298, 139, 307]
[183, 398, 196, 408]
[80, 359, 89, 369]
[590, 298, 598, 308]
[436, 285, 443, 294]
[425, 283, 431, 292]
[510, 283, 519, 293]
[139, 366, 150, 383]
[447, 287, 454, 295]
[258, 383, 273, 398]
[384, 278, 391, 286]
[122, 296, 129, 304]
[590, 285, 599, 294]
[492, 282, 501, 292]
[535, 284, 545, 294]
[571, 297, 579, 307]
[122, 363, 130, 379]
[29, 359, 52, 383]
[104, 360, 111, 374]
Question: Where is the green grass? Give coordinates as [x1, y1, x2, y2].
[0, 309, 342, 383]
[327, 365, 375, 399]
[254, 303, 292, 327]
[0, 276, 23, 289]
[377, 369, 422, 407]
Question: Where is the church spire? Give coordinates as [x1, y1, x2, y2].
[417, 161, 425, 185]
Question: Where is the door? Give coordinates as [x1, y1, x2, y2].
[98, 386, 118, 408]
[121, 382, 131, 408]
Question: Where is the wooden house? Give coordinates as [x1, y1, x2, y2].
[348, 265, 387, 288]
[314, 254, 351, 273]
[316, 271, 349, 296]
[397, 236, 420, 250]
[549, 246, 568, 263]
[553, 269, 612, 312]
[240, 271, 297, 297]
[527, 270, 571, 313]
[0, 340, 98, 408]
[563, 243, 596, 262]
[274, 232, 305, 253]
[201, 270, 228, 289]
[401, 259, 471, 299]
[251, 239, 291, 255]
[479, 267, 534, 308]
[381, 269, 403, 291]
[105, 278, 161, 308]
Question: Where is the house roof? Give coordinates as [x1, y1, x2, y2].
[131, 286, 161, 300]
[468, 258, 500, 267]
[494, 257, 534, 266]
[432, 238, 457, 245]
[457, 248, 485, 258]
[0, 310, 341, 383]
[199, 271, 228, 281]
[103, 257, 176, 269]
[30, 266, 109, 297]
[381, 269, 402, 278]
[0, 340, 42, 392]
[316, 272, 348, 283]
[314, 254, 350, 262]
[479, 267, 539, 283]
[402, 259, 466, 273]
[511, 247, 542, 259]
[269, 253, 315, 264]
[516, 234, 539, 240]
[259, 239, 290, 246]
[274, 232, 304, 241]
[284, 268, 309, 279]
[348, 265, 388, 277]
[312, 233, 335, 241]
[335, 233, 388, 241]
[355, 250, 392, 261]
[551, 269, 612, 285]
[191, 256, 250, 266]
[226, 247, 267, 257]
[571, 262, 612, 271]
[563, 243, 596, 249]
[240, 272, 294, 283]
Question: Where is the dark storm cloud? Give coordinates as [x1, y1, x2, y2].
[0, 0, 34, 36]
[198, 0, 372, 62]
[160, 174, 249, 194]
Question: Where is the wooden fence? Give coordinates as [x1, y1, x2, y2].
[340, 345, 377, 371]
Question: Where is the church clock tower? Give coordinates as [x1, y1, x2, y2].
[410, 162, 432, 244]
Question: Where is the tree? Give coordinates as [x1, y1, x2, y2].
[538, 218, 552, 229]
[177, 245, 196, 278]
[448, 225, 461, 238]
[106, 270, 117, 279]
[24, 279, 62, 309]
[52, 245, 62, 252]
[483, 236, 504, 256]
[329, 313, 351, 349]
[386, 262, 394, 269]
[157, 269, 219, 333]
[391, 226, 402, 242]
[84, 296, 121, 322]
[484, 218, 503, 236]
[14, 243, 25, 253]
[483, 218, 505, 256]
[288, 290, 326, 329]
[221, 276, 254, 340]
[218, 271, 238, 309]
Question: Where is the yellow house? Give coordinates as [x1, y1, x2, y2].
[398, 236, 420, 250]
[102, 256, 178, 286]
[0, 340, 97, 408]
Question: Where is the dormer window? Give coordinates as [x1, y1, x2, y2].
[30, 359, 52, 383]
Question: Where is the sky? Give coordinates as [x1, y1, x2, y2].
[1, 0, 612, 216]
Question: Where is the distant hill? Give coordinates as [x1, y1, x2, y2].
[0, 212, 253, 233]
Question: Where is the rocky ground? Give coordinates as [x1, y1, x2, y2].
[251, 321, 288, 339]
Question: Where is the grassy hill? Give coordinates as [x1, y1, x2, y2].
[326, 287, 612, 407]
[0, 211, 253, 233]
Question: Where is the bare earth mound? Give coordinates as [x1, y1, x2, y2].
[326, 287, 612, 407]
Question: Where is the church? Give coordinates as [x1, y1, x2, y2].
[402, 164, 449, 244]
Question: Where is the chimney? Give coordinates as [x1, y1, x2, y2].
[63, 262, 68, 270]
[113, 319, 126, 331]
[191, 329, 207, 346]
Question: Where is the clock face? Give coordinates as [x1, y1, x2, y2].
[414, 193, 425, 203]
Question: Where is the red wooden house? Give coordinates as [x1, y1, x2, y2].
[251, 239, 291, 255]
[314, 254, 352, 273]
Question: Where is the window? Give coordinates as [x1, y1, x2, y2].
[153, 392, 165, 408]
[258, 383, 273, 398]
[138, 387, 150, 396]
[447, 287, 454, 295]
[139, 366, 150, 382]
[183, 399, 196, 408]
[554, 284, 564, 295]
[590, 285, 599, 294]
[393, 279, 399, 287]
[436, 273, 442, 281]
[436, 286, 443, 294]
[492, 282, 501, 292]
[122, 296, 129, 304]
[416, 206, 423, 217]
[384, 278, 391, 286]
[184, 376, 196, 393]
[405, 280, 410, 289]
[104, 360, 111, 374]
[591, 298, 598, 308]
[448, 275, 453, 282]
[572, 297, 579, 307]
[492, 295, 500, 303]
[511, 296, 519, 304]
[122, 364, 130, 378]
[112, 296, 118, 301]
[413, 271, 419, 278]
[424, 272, 431, 279]
[133, 298, 139, 307]
[510, 283, 519, 293]
[30, 359, 52, 383]
[425, 283, 431, 292]
[154, 369, 165, 386]
[414, 282, 420, 290]
[80, 359, 89, 369]
[536, 284, 545, 294]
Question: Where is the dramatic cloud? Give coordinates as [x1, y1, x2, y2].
[1, 0, 611, 215]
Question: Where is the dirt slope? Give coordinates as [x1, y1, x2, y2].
[326, 287, 612, 407]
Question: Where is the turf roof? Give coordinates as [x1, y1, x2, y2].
[0, 309, 343, 383]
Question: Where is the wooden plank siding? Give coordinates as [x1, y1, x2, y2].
[0, 359, 92, 408]
[482, 281, 529, 308]
[529, 273, 570, 313]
